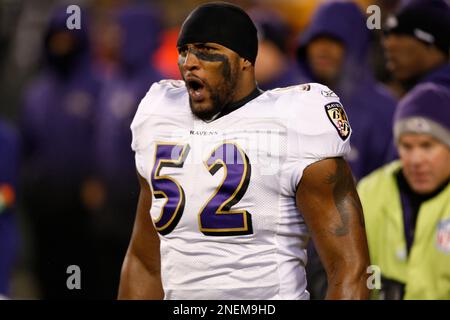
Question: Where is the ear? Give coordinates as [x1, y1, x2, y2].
[241, 58, 253, 70]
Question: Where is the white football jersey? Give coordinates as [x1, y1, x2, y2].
[131, 80, 352, 300]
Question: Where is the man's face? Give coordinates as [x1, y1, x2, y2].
[255, 40, 284, 85]
[178, 42, 241, 121]
[306, 36, 345, 85]
[383, 34, 431, 82]
[399, 133, 450, 194]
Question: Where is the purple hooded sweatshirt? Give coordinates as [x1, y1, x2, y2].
[92, 4, 163, 237]
[296, 1, 397, 181]
[19, 7, 111, 299]
[411, 63, 450, 100]
[21, 6, 100, 186]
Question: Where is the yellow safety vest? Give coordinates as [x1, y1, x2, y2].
[358, 161, 450, 299]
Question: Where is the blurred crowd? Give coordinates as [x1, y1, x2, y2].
[0, 0, 449, 299]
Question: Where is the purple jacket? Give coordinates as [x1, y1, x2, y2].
[93, 5, 163, 185]
[21, 6, 100, 184]
[296, 1, 398, 180]
[258, 64, 308, 91]
[418, 63, 450, 88]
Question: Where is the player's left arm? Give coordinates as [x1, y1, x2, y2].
[296, 157, 370, 299]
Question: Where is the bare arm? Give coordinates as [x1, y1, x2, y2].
[296, 157, 370, 299]
[118, 173, 164, 299]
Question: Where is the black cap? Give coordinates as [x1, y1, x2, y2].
[384, 0, 450, 56]
[177, 2, 258, 64]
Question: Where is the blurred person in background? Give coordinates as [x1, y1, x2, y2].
[20, 6, 100, 299]
[383, 0, 450, 98]
[295, 1, 397, 299]
[358, 85, 450, 299]
[296, 1, 397, 182]
[87, 4, 163, 298]
[250, 8, 305, 90]
[0, 1, 56, 122]
[382, 0, 450, 168]
[0, 119, 19, 299]
[354, 0, 405, 92]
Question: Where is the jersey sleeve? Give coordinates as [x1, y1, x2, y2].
[130, 81, 161, 178]
[130, 79, 185, 179]
[285, 83, 352, 192]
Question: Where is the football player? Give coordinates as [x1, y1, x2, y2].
[118, 2, 370, 300]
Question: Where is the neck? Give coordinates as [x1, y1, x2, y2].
[211, 85, 262, 121]
[232, 68, 257, 102]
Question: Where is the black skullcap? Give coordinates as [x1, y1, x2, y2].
[177, 2, 258, 64]
[384, 0, 450, 56]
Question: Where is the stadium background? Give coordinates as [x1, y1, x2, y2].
[0, 0, 444, 299]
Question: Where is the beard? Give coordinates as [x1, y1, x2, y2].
[188, 56, 239, 121]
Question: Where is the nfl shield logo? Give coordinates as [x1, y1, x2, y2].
[436, 218, 450, 254]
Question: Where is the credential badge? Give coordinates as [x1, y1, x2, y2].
[436, 217, 450, 254]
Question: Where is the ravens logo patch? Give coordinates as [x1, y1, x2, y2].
[324, 102, 351, 141]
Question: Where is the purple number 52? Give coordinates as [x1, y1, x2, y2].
[151, 142, 252, 236]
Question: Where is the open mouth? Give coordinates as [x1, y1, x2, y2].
[186, 78, 206, 102]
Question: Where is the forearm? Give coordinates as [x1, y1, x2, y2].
[325, 262, 369, 299]
[118, 250, 164, 300]
[297, 158, 371, 300]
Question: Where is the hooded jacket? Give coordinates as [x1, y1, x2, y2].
[21, 6, 100, 185]
[92, 4, 163, 237]
[297, 1, 397, 180]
